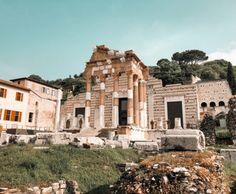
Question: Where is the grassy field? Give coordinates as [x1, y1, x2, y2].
[0, 145, 140, 193]
[1, 144, 236, 193]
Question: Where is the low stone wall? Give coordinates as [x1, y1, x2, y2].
[0, 180, 80, 194]
[220, 149, 236, 163]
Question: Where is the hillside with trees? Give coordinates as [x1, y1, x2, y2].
[150, 49, 236, 94]
[28, 73, 86, 101]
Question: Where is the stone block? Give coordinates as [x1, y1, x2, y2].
[41, 187, 52, 194]
[133, 141, 159, 151]
[161, 129, 205, 151]
[0, 132, 11, 145]
[52, 183, 60, 191]
[15, 135, 36, 144]
[220, 149, 236, 162]
[35, 132, 72, 145]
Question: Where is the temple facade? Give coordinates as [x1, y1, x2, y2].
[60, 45, 232, 138]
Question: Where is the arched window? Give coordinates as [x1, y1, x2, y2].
[210, 102, 216, 107]
[219, 101, 225, 107]
[66, 120, 70, 129]
[201, 102, 207, 108]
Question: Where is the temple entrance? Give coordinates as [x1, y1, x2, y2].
[119, 98, 128, 125]
[167, 101, 183, 129]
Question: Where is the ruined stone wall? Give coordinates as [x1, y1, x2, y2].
[196, 80, 232, 118]
[60, 93, 86, 128]
[147, 76, 199, 129]
[60, 72, 129, 129]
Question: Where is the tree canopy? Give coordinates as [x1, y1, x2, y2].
[172, 50, 208, 65]
[227, 62, 236, 95]
[152, 49, 235, 86]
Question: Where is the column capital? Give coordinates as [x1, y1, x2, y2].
[126, 70, 133, 77]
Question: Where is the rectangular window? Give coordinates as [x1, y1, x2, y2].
[28, 112, 33, 122]
[42, 87, 46, 93]
[0, 109, 2, 120]
[0, 88, 7, 98]
[75, 108, 85, 117]
[15, 92, 23, 101]
[4, 110, 11, 121]
[3, 110, 22, 122]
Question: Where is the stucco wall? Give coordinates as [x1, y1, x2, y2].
[0, 84, 29, 129]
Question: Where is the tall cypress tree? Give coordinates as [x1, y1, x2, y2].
[227, 62, 236, 95]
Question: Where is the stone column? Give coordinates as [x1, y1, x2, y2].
[127, 72, 134, 125]
[133, 76, 139, 127]
[55, 89, 63, 131]
[139, 80, 145, 128]
[112, 73, 119, 128]
[143, 81, 148, 128]
[99, 75, 105, 128]
[85, 77, 91, 128]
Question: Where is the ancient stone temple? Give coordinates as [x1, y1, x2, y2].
[83, 45, 149, 130]
[60, 45, 232, 140]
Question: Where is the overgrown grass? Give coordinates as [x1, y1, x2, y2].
[0, 145, 139, 193]
[224, 162, 236, 193]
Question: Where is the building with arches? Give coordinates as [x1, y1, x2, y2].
[60, 45, 232, 139]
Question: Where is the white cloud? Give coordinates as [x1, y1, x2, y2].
[208, 49, 236, 65]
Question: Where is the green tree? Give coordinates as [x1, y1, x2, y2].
[172, 50, 208, 65]
[156, 59, 182, 86]
[200, 67, 218, 80]
[199, 114, 216, 145]
[72, 80, 86, 96]
[28, 74, 45, 82]
[227, 62, 236, 95]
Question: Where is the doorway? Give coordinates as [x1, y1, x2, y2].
[167, 101, 183, 129]
[119, 98, 128, 125]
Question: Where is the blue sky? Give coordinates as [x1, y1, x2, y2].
[0, 0, 236, 80]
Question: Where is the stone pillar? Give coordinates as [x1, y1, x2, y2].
[127, 72, 134, 125]
[139, 80, 145, 128]
[99, 76, 105, 128]
[55, 89, 63, 131]
[143, 81, 148, 128]
[175, 118, 183, 129]
[112, 73, 119, 128]
[85, 77, 91, 128]
[157, 117, 164, 129]
[133, 76, 139, 126]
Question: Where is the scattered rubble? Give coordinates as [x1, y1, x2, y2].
[110, 151, 230, 194]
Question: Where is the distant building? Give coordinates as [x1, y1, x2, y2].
[0, 77, 62, 131]
[60, 45, 232, 136]
[0, 79, 30, 129]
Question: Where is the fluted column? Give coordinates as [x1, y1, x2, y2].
[133, 76, 139, 126]
[85, 77, 91, 128]
[112, 73, 119, 127]
[127, 72, 134, 125]
[99, 75, 105, 128]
